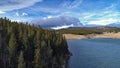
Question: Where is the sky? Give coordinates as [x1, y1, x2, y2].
[0, 0, 120, 29]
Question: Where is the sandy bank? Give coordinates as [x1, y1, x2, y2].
[63, 32, 120, 39]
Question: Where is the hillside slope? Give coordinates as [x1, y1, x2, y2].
[0, 18, 70, 68]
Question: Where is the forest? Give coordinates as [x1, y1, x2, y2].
[0, 17, 70, 68]
[59, 27, 120, 35]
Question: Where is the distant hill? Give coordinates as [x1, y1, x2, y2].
[107, 22, 120, 28]
[59, 26, 120, 35]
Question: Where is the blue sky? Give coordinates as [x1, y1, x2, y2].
[0, 0, 120, 28]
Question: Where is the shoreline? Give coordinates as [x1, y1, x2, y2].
[63, 32, 120, 40]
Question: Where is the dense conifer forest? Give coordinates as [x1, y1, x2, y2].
[0, 17, 70, 68]
[59, 27, 120, 35]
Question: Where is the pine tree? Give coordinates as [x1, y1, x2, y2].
[0, 17, 70, 68]
[34, 30, 41, 48]
[18, 51, 26, 68]
[8, 33, 18, 68]
[34, 48, 42, 68]
[8, 33, 17, 57]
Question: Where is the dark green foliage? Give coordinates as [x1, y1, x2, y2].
[34, 48, 42, 68]
[0, 17, 70, 68]
[59, 27, 120, 35]
[8, 33, 18, 68]
[8, 33, 17, 57]
[18, 51, 26, 68]
[59, 28, 103, 35]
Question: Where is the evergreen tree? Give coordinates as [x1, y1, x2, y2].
[8, 33, 18, 68]
[8, 33, 17, 57]
[34, 30, 41, 48]
[34, 48, 42, 68]
[0, 17, 70, 68]
[18, 51, 26, 68]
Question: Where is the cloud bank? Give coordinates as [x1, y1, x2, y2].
[87, 18, 119, 25]
[32, 16, 82, 29]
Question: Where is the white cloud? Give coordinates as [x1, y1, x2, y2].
[87, 18, 119, 25]
[15, 12, 28, 16]
[60, 0, 83, 9]
[51, 24, 74, 30]
[0, 11, 5, 14]
[15, 12, 19, 16]
[68, 0, 83, 9]
[0, 0, 43, 11]
[22, 12, 28, 16]
[46, 16, 53, 19]
[28, 0, 83, 13]
[83, 14, 95, 19]
[78, 8, 120, 25]
[43, 15, 57, 19]
[105, 4, 117, 10]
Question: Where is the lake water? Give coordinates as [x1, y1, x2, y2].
[67, 38, 120, 68]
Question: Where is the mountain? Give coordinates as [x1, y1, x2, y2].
[107, 22, 120, 28]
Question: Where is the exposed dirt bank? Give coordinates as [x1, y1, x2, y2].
[63, 32, 120, 39]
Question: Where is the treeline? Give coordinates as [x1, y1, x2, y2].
[59, 28, 103, 35]
[0, 17, 70, 68]
[59, 27, 120, 35]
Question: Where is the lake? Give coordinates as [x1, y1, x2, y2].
[67, 38, 120, 68]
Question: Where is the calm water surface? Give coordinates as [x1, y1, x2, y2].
[67, 38, 120, 68]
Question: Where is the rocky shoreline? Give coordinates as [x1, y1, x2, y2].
[63, 32, 120, 40]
